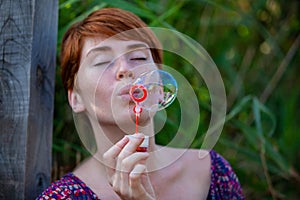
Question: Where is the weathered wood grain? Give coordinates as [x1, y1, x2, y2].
[0, 0, 58, 199]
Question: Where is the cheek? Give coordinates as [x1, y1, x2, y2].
[88, 82, 114, 121]
[84, 69, 114, 96]
[94, 76, 115, 108]
[79, 67, 117, 112]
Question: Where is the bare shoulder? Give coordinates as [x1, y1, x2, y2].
[155, 147, 211, 199]
[157, 146, 211, 181]
[181, 148, 211, 197]
[161, 147, 211, 172]
[179, 148, 211, 178]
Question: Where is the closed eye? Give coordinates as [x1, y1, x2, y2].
[130, 57, 147, 61]
[94, 61, 111, 66]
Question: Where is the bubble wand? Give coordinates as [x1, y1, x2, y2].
[129, 84, 148, 152]
[128, 70, 178, 152]
[130, 84, 148, 133]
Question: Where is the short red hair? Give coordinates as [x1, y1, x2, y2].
[60, 8, 163, 91]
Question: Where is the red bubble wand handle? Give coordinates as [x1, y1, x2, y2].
[133, 105, 142, 133]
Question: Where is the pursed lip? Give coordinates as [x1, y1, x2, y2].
[118, 85, 133, 101]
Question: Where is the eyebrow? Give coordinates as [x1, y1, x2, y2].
[126, 43, 149, 51]
[86, 43, 149, 57]
[86, 46, 111, 57]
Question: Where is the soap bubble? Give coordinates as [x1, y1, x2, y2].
[130, 69, 178, 112]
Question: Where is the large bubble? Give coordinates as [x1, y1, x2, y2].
[129, 69, 178, 112]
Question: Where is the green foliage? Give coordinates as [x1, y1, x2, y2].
[54, 0, 300, 199]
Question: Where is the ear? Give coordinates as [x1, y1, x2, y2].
[68, 89, 86, 113]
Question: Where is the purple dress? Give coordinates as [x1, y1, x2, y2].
[36, 150, 244, 200]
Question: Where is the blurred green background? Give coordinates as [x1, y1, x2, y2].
[54, 0, 300, 199]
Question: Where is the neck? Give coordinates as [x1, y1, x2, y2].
[83, 116, 173, 173]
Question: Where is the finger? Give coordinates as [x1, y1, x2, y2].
[111, 171, 125, 196]
[129, 164, 147, 197]
[115, 134, 145, 175]
[112, 152, 149, 197]
[129, 164, 146, 183]
[119, 152, 149, 173]
[118, 133, 145, 160]
[103, 136, 129, 165]
[115, 152, 149, 194]
[130, 164, 156, 199]
[103, 136, 129, 180]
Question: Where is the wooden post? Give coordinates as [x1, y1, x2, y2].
[0, 0, 57, 199]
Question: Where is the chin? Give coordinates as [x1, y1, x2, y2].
[130, 109, 152, 125]
[111, 99, 154, 129]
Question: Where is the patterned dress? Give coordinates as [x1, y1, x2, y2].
[36, 150, 244, 200]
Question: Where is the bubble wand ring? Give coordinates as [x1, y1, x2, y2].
[130, 84, 148, 103]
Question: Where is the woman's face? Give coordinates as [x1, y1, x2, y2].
[71, 37, 157, 130]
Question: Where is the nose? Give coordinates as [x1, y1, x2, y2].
[116, 70, 134, 80]
[115, 57, 134, 80]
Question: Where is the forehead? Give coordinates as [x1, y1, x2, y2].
[81, 37, 150, 59]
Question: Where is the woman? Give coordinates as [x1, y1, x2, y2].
[37, 7, 244, 200]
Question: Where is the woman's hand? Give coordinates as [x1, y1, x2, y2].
[103, 134, 156, 200]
